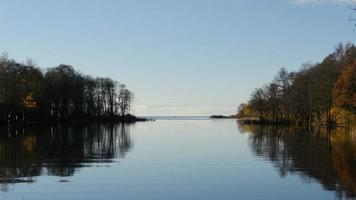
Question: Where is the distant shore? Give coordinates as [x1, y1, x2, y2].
[209, 115, 237, 119]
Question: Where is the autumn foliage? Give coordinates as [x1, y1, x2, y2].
[333, 61, 356, 112]
[239, 43, 356, 126]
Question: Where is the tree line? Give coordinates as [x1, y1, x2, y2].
[238, 43, 356, 126]
[0, 54, 137, 124]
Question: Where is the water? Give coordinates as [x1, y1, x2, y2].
[144, 116, 210, 120]
[0, 118, 355, 199]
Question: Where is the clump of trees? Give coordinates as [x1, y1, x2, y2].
[0, 54, 136, 124]
[238, 43, 356, 126]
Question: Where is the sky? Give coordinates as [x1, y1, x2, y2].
[0, 0, 354, 116]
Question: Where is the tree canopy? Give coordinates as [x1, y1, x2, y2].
[0, 56, 135, 123]
[333, 61, 356, 112]
[238, 43, 356, 126]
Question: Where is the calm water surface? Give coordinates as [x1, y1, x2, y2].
[0, 118, 355, 199]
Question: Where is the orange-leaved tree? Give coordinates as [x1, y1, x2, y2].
[333, 61, 356, 112]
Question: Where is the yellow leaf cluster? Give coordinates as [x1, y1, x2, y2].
[23, 93, 37, 109]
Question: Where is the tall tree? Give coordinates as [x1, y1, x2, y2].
[333, 61, 356, 112]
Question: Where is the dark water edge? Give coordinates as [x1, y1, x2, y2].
[238, 122, 356, 199]
[238, 118, 353, 127]
[0, 123, 133, 188]
[0, 114, 148, 126]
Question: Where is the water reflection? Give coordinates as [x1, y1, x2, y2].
[0, 124, 132, 191]
[238, 122, 356, 199]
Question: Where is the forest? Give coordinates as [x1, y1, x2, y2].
[238, 43, 356, 126]
[0, 54, 141, 124]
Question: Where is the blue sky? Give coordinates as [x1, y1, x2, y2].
[0, 0, 354, 115]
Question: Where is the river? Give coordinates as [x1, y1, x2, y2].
[0, 118, 355, 199]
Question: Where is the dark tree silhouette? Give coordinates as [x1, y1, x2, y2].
[0, 57, 139, 124]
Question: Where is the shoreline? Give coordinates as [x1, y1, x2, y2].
[237, 118, 352, 127]
[209, 115, 237, 119]
[1, 115, 149, 126]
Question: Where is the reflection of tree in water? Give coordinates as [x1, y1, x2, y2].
[238, 122, 356, 199]
[0, 123, 132, 191]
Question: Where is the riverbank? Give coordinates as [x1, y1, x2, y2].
[1, 114, 148, 125]
[237, 117, 353, 127]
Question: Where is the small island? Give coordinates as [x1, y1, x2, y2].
[210, 115, 237, 119]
